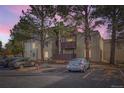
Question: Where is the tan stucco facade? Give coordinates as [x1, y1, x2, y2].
[101, 39, 124, 63]
[24, 31, 124, 63]
[76, 31, 101, 62]
[76, 33, 85, 58]
[24, 39, 53, 61]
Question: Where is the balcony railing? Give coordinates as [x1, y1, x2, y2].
[61, 41, 76, 49]
[53, 54, 76, 60]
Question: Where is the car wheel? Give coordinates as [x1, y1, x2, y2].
[19, 65, 24, 69]
[4, 64, 8, 68]
[68, 70, 72, 72]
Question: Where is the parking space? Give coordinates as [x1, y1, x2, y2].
[0, 63, 124, 88]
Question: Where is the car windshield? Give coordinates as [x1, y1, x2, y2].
[69, 58, 82, 65]
[13, 57, 24, 62]
[9, 57, 18, 60]
[71, 58, 82, 62]
[69, 58, 88, 65]
[13, 57, 29, 62]
[0, 57, 18, 62]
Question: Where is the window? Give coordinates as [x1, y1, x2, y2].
[44, 51, 48, 58]
[67, 38, 73, 42]
[32, 42, 36, 49]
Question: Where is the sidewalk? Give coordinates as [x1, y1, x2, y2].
[17, 62, 119, 72]
[91, 62, 118, 70]
[15, 63, 66, 73]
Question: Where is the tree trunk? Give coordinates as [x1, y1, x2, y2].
[85, 36, 90, 60]
[58, 31, 61, 54]
[84, 6, 90, 61]
[55, 32, 59, 54]
[110, 18, 116, 64]
[40, 42, 44, 62]
[40, 6, 44, 62]
[40, 31, 44, 62]
[21, 41, 24, 57]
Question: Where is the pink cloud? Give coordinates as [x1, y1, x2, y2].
[95, 26, 110, 39]
[0, 5, 30, 45]
[0, 6, 29, 37]
[7, 5, 29, 16]
[0, 24, 10, 35]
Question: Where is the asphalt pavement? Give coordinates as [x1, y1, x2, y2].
[0, 64, 124, 88]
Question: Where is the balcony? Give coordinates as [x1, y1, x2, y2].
[61, 41, 76, 49]
[53, 54, 76, 60]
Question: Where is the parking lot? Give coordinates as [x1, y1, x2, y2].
[0, 64, 124, 88]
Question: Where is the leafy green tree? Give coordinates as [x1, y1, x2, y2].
[0, 41, 2, 55]
[11, 6, 65, 60]
[94, 5, 124, 64]
[49, 21, 74, 54]
[10, 18, 33, 56]
[21, 5, 56, 61]
[4, 39, 23, 56]
[57, 5, 104, 61]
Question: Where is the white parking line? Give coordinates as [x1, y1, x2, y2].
[83, 69, 95, 79]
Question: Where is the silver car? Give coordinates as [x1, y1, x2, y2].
[67, 58, 90, 72]
[8, 57, 36, 69]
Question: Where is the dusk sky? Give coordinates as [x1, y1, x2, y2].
[0, 5, 29, 46]
[0, 5, 110, 46]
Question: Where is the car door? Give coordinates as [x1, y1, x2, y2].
[16, 58, 25, 67]
[22, 58, 29, 66]
[24, 58, 33, 67]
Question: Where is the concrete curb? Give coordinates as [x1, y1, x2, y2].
[16, 66, 55, 72]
